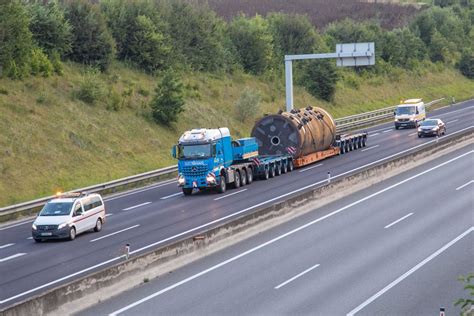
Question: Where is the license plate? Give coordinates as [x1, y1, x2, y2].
[41, 232, 52, 236]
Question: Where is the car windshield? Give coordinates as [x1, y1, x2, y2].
[39, 202, 73, 216]
[396, 106, 416, 115]
[178, 144, 211, 159]
[420, 120, 437, 127]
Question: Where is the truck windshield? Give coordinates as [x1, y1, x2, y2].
[396, 106, 416, 115]
[39, 202, 73, 216]
[178, 144, 211, 159]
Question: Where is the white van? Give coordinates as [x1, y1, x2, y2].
[32, 192, 106, 242]
[394, 99, 426, 129]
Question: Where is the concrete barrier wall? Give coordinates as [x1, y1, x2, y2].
[1, 130, 472, 316]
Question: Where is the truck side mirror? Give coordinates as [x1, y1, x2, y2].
[171, 145, 177, 158]
[393, 111, 396, 116]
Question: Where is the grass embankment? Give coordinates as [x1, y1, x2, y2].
[0, 62, 472, 206]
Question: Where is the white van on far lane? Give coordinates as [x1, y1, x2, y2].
[32, 192, 106, 242]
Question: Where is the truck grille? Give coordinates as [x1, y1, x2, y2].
[37, 225, 58, 231]
[182, 165, 208, 177]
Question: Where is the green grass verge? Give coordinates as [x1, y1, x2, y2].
[0, 62, 472, 207]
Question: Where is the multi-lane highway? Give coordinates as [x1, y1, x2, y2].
[0, 100, 473, 309]
[79, 144, 474, 316]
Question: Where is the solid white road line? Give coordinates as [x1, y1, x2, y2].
[2, 129, 472, 306]
[384, 213, 414, 229]
[275, 264, 320, 290]
[456, 180, 474, 191]
[108, 150, 472, 316]
[105, 213, 113, 217]
[447, 119, 459, 124]
[0, 253, 26, 263]
[122, 202, 151, 211]
[26, 237, 33, 240]
[299, 164, 323, 173]
[347, 226, 474, 316]
[370, 133, 380, 136]
[214, 189, 247, 201]
[160, 192, 183, 200]
[90, 225, 140, 242]
[0, 243, 14, 249]
[408, 132, 417, 136]
[382, 129, 392, 133]
[361, 145, 380, 152]
[0, 220, 33, 231]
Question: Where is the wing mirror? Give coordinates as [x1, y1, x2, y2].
[171, 145, 177, 158]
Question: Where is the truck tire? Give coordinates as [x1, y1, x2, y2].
[362, 138, 367, 147]
[275, 163, 281, 176]
[182, 188, 193, 196]
[288, 160, 294, 172]
[282, 162, 288, 174]
[240, 169, 247, 186]
[269, 166, 276, 178]
[261, 167, 269, 180]
[234, 171, 241, 188]
[246, 168, 253, 184]
[217, 176, 226, 193]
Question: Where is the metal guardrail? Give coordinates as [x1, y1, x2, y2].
[0, 98, 446, 217]
[335, 98, 445, 133]
[0, 165, 178, 216]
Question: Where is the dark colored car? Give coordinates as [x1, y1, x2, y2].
[417, 119, 446, 138]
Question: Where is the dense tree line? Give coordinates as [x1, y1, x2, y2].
[1, 0, 472, 101]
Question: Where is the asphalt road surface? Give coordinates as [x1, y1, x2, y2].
[1, 100, 473, 308]
[80, 144, 474, 316]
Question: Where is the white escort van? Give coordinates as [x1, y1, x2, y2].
[32, 192, 105, 242]
[394, 98, 426, 129]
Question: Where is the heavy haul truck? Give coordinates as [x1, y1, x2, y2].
[172, 106, 367, 195]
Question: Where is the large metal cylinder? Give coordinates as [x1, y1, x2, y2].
[251, 106, 336, 157]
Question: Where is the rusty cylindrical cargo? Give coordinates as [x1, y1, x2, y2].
[251, 106, 337, 157]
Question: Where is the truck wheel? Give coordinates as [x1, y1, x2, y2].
[362, 138, 367, 147]
[282, 162, 288, 174]
[69, 227, 76, 241]
[269, 166, 276, 178]
[182, 188, 193, 196]
[217, 176, 226, 193]
[246, 168, 253, 184]
[395, 126, 399, 130]
[240, 169, 247, 186]
[275, 164, 281, 176]
[261, 168, 269, 180]
[234, 171, 241, 188]
[288, 160, 294, 172]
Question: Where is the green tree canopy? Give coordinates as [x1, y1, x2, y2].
[27, 2, 72, 57]
[227, 15, 273, 75]
[150, 71, 185, 125]
[65, 0, 115, 71]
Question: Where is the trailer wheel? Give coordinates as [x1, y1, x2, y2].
[354, 139, 359, 150]
[234, 171, 241, 188]
[275, 163, 281, 176]
[240, 169, 247, 186]
[288, 160, 294, 172]
[269, 165, 276, 178]
[345, 142, 350, 152]
[261, 167, 270, 180]
[362, 137, 367, 147]
[282, 162, 288, 174]
[340, 144, 345, 154]
[246, 168, 253, 184]
[182, 188, 193, 196]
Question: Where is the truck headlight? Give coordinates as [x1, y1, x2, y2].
[409, 117, 415, 121]
[32, 223, 37, 230]
[206, 173, 216, 184]
[178, 175, 185, 186]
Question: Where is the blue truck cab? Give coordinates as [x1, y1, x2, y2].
[172, 128, 259, 195]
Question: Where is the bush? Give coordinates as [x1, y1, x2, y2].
[75, 69, 106, 104]
[458, 50, 474, 78]
[30, 48, 53, 77]
[150, 71, 185, 125]
[106, 88, 123, 111]
[235, 88, 261, 122]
